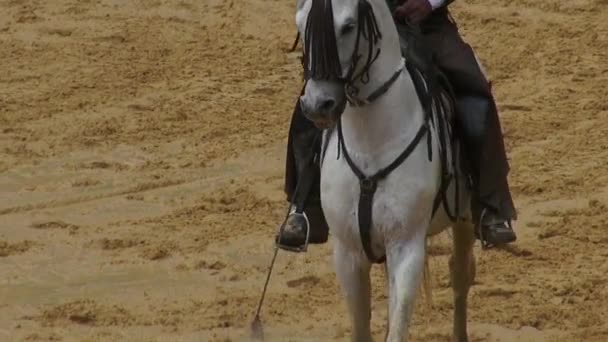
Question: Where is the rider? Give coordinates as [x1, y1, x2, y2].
[276, 0, 517, 250]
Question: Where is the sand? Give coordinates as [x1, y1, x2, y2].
[1, 0, 607, 341]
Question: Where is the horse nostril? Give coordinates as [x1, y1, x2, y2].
[320, 99, 336, 112]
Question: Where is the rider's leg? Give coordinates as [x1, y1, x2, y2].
[276, 94, 329, 250]
[424, 16, 517, 246]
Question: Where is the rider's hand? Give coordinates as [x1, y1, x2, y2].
[394, 0, 433, 24]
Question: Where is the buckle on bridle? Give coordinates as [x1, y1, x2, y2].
[360, 178, 377, 194]
[345, 83, 368, 107]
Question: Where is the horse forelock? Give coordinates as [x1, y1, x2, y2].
[303, 0, 343, 80]
[302, 0, 383, 84]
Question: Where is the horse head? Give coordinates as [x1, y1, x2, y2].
[295, 0, 400, 129]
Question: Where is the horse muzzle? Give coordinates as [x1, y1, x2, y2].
[299, 93, 346, 128]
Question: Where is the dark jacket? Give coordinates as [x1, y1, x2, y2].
[387, 0, 455, 32]
[386, 0, 454, 12]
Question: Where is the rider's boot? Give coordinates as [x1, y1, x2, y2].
[276, 193, 328, 251]
[275, 100, 329, 252]
[456, 95, 517, 248]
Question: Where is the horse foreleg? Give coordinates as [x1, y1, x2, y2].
[333, 239, 373, 342]
[385, 233, 426, 342]
[449, 222, 476, 342]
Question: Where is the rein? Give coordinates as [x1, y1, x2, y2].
[341, 0, 404, 107]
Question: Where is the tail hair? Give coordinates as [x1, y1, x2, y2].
[420, 237, 433, 308]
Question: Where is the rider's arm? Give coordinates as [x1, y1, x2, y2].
[428, 0, 446, 10]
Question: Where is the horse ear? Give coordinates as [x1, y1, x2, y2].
[296, 0, 306, 10]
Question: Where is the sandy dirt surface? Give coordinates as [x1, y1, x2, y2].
[1, 0, 607, 341]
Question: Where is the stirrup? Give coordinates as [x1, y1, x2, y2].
[274, 208, 311, 253]
[476, 207, 513, 250]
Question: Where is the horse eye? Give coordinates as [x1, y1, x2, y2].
[341, 23, 356, 36]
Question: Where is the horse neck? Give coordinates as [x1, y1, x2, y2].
[340, 5, 425, 159]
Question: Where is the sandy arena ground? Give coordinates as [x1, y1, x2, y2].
[1, 0, 608, 341]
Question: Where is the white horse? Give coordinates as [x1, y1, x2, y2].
[295, 0, 476, 341]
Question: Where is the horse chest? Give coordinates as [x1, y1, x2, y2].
[320, 151, 436, 251]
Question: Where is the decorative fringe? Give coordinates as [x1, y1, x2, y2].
[302, 0, 383, 85]
[303, 0, 342, 80]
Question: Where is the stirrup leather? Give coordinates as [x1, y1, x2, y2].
[476, 208, 490, 250]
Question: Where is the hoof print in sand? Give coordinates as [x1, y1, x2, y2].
[195, 260, 227, 271]
[0, 240, 35, 257]
[141, 246, 171, 260]
[30, 220, 79, 231]
[286, 275, 320, 288]
[98, 238, 141, 251]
